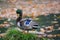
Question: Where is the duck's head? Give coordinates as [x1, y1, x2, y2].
[16, 9, 23, 27]
[16, 9, 22, 17]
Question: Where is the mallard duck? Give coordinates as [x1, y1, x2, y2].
[16, 9, 40, 32]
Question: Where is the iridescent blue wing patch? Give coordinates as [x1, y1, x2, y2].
[24, 19, 31, 26]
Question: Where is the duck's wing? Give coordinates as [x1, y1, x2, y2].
[23, 20, 39, 29]
[29, 21, 39, 28]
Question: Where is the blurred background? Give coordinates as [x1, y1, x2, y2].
[0, 0, 60, 18]
[0, 0, 60, 40]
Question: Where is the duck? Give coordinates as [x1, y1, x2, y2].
[16, 9, 40, 32]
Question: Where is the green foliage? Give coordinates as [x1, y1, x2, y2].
[0, 18, 7, 24]
[3, 27, 53, 40]
[39, 38, 47, 40]
[0, 0, 4, 2]
[3, 28, 37, 40]
[0, 18, 8, 34]
[36, 14, 60, 27]
[0, 38, 4, 40]
[0, 27, 7, 34]
[36, 15, 51, 27]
